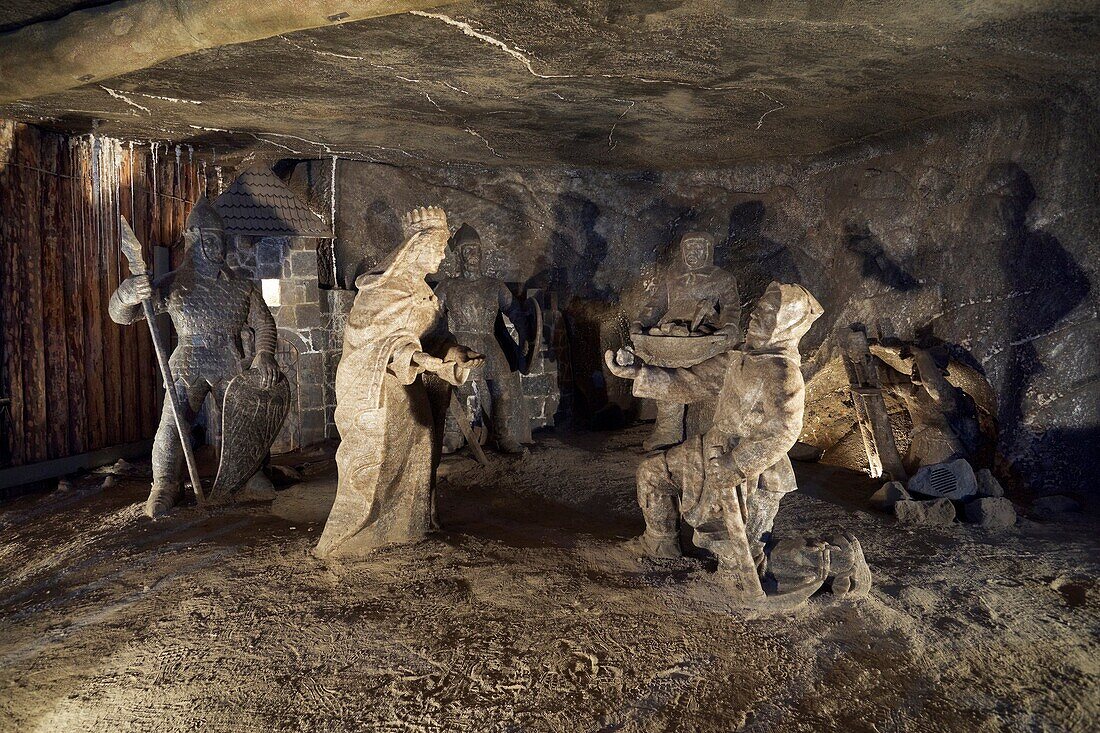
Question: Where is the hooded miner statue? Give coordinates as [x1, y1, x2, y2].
[109, 196, 282, 518]
[434, 223, 533, 454]
[609, 282, 871, 610]
[631, 231, 741, 451]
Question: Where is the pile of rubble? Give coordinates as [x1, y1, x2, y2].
[869, 460, 1082, 529]
[870, 460, 1015, 529]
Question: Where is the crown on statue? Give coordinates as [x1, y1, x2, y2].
[401, 205, 447, 237]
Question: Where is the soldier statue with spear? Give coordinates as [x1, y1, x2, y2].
[109, 196, 287, 518]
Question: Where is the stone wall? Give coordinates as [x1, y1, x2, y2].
[229, 236, 350, 450]
[311, 100, 1097, 499]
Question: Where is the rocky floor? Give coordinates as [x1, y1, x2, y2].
[1, 426, 1097, 732]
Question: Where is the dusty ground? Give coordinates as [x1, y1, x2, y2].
[1, 426, 1097, 732]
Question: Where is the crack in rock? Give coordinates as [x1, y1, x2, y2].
[754, 89, 785, 130]
[100, 87, 150, 114]
[464, 127, 504, 158]
[608, 99, 635, 150]
[409, 11, 574, 79]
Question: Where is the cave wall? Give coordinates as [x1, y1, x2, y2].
[317, 101, 1097, 499]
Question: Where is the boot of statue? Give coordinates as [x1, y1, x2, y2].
[639, 529, 683, 560]
[145, 482, 182, 520]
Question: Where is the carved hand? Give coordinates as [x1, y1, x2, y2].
[118, 274, 153, 305]
[604, 348, 640, 379]
[412, 351, 445, 373]
[251, 352, 279, 389]
[446, 345, 485, 369]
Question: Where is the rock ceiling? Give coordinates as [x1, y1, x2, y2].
[1, 0, 1097, 168]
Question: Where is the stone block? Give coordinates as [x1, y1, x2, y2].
[324, 351, 341, 380]
[964, 497, 1016, 529]
[298, 351, 324, 380]
[254, 261, 282, 280]
[522, 372, 558, 397]
[279, 279, 318, 306]
[294, 304, 324, 329]
[1031, 495, 1080, 518]
[256, 237, 288, 266]
[975, 469, 1005, 498]
[907, 459, 976, 501]
[290, 249, 319, 278]
[279, 279, 298, 305]
[869, 481, 911, 512]
[275, 306, 298, 330]
[895, 498, 956, 527]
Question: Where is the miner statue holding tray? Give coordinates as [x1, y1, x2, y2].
[609, 283, 872, 612]
[630, 231, 741, 450]
[109, 197, 288, 518]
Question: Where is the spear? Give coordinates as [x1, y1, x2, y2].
[118, 216, 206, 505]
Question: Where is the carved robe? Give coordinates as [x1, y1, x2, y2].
[316, 271, 469, 558]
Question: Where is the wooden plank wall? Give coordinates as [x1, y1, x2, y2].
[0, 121, 205, 469]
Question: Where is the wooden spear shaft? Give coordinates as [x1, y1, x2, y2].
[118, 217, 206, 505]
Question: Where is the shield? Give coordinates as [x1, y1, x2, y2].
[211, 370, 291, 497]
[496, 296, 543, 375]
[519, 297, 542, 375]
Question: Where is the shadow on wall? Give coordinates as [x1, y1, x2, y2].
[725, 200, 802, 307]
[842, 221, 920, 292]
[547, 194, 618, 427]
[989, 162, 1094, 495]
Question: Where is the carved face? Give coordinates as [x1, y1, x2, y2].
[745, 282, 823, 350]
[745, 289, 780, 348]
[681, 235, 711, 270]
[186, 227, 226, 266]
[459, 242, 483, 277]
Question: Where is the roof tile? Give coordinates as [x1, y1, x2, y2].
[214, 167, 332, 238]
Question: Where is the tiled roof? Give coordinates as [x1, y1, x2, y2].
[214, 166, 332, 238]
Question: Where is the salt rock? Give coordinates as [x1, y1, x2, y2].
[975, 469, 1005, 498]
[1032, 495, 1080, 518]
[870, 481, 911, 512]
[907, 459, 976, 501]
[964, 497, 1016, 529]
[895, 498, 956, 526]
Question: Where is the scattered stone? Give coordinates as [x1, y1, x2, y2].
[268, 464, 304, 483]
[92, 458, 142, 476]
[964, 497, 1016, 529]
[869, 481, 911, 512]
[975, 469, 1005, 498]
[57, 478, 75, 492]
[101, 475, 118, 490]
[1032, 495, 1080, 518]
[238, 472, 277, 502]
[895, 498, 956, 526]
[907, 459, 976, 501]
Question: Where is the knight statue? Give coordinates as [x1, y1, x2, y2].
[108, 196, 282, 518]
